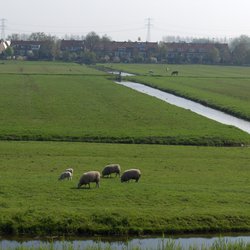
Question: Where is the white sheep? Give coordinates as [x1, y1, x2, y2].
[77, 171, 101, 189]
[58, 171, 72, 181]
[102, 164, 121, 178]
[65, 168, 73, 174]
[121, 169, 141, 183]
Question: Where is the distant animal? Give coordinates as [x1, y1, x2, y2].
[171, 71, 178, 76]
[77, 171, 101, 189]
[148, 70, 154, 75]
[121, 169, 141, 183]
[102, 164, 121, 178]
[65, 168, 73, 174]
[116, 71, 122, 82]
[58, 171, 72, 181]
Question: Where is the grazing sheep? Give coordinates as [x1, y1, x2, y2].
[78, 171, 101, 189]
[171, 71, 178, 76]
[102, 164, 121, 178]
[58, 171, 72, 181]
[65, 168, 73, 174]
[121, 169, 141, 183]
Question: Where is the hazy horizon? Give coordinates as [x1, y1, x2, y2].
[1, 0, 250, 42]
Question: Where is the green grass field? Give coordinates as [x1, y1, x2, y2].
[100, 63, 250, 121]
[0, 141, 250, 236]
[101, 63, 250, 78]
[0, 61, 249, 146]
[1, 61, 250, 237]
[0, 61, 106, 75]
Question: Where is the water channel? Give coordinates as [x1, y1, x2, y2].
[116, 81, 250, 134]
[1, 235, 250, 249]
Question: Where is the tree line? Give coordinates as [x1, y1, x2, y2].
[2, 32, 250, 65]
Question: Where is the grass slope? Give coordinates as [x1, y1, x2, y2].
[0, 141, 250, 236]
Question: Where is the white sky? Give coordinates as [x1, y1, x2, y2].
[1, 0, 250, 42]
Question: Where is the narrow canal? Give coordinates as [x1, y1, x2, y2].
[2, 235, 250, 249]
[117, 81, 250, 134]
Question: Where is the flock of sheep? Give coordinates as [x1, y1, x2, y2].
[58, 164, 141, 189]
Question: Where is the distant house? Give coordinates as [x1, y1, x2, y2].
[94, 41, 158, 62]
[11, 40, 44, 58]
[8, 39, 231, 64]
[165, 42, 230, 63]
[0, 40, 11, 54]
[60, 40, 84, 52]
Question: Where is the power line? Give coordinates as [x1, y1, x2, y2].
[0, 18, 7, 39]
[146, 18, 153, 42]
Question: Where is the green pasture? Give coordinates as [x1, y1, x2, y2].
[0, 141, 250, 236]
[0, 72, 248, 146]
[102, 63, 250, 121]
[101, 63, 250, 78]
[0, 61, 105, 75]
[128, 75, 250, 121]
[1, 61, 250, 238]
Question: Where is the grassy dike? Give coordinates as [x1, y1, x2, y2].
[0, 141, 250, 236]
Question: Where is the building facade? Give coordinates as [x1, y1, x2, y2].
[9, 39, 231, 64]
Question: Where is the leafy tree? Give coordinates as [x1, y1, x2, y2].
[7, 33, 20, 41]
[84, 32, 100, 52]
[27, 33, 60, 60]
[157, 42, 168, 62]
[208, 47, 221, 64]
[38, 40, 57, 60]
[219, 46, 232, 64]
[4, 46, 14, 58]
[230, 35, 250, 65]
[100, 34, 112, 43]
[29, 32, 49, 41]
[82, 51, 97, 65]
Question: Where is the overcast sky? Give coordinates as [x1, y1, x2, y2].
[1, 0, 250, 41]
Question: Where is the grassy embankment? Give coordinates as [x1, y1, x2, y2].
[101, 63, 250, 121]
[0, 141, 250, 236]
[0, 61, 249, 146]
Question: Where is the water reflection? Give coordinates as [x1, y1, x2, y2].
[1, 235, 250, 249]
[109, 71, 135, 77]
[117, 81, 250, 134]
